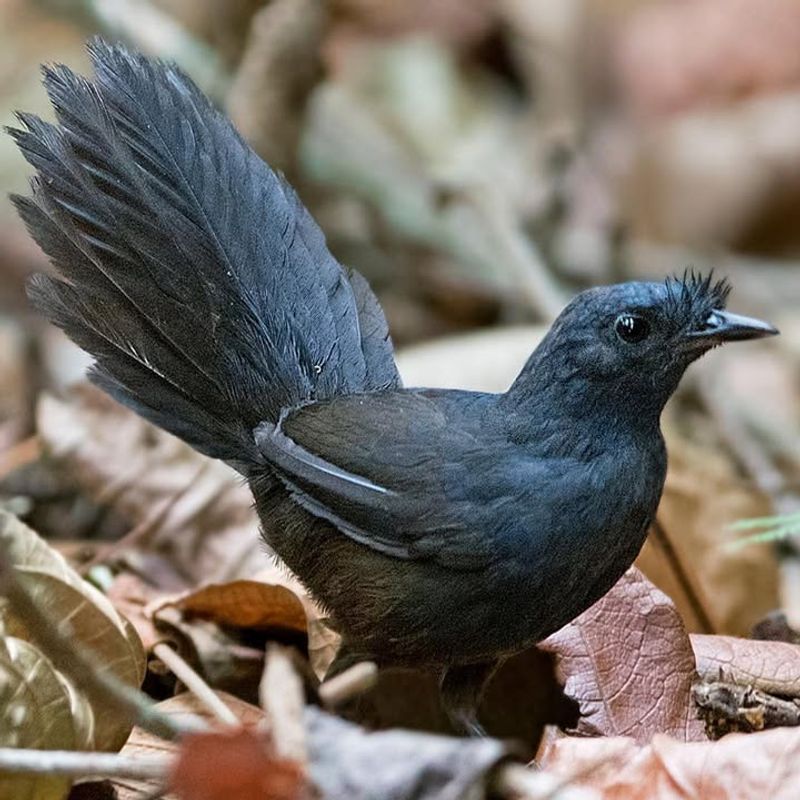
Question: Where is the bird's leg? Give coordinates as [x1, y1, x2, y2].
[440, 660, 499, 736]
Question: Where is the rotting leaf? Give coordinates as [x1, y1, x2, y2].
[540, 567, 706, 743]
[693, 680, 800, 738]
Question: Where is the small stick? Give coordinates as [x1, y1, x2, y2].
[259, 645, 307, 763]
[153, 642, 239, 726]
[318, 661, 378, 708]
[0, 748, 171, 780]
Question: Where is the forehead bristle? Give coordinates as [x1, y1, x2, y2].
[664, 269, 731, 316]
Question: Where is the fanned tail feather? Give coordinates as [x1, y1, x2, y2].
[10, 39, 400, 471]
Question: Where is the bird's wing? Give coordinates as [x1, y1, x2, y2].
[254, 391, 500, 570]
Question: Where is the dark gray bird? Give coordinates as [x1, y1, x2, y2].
[9, 41, 777, 735]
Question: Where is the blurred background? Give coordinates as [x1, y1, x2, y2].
[0, 0, 799, 643]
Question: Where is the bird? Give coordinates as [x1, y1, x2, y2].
[9, 40, 778, 736]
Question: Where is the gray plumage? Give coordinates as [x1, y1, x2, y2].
[10, 41, 777, 735]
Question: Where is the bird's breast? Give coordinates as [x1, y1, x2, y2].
[489, 437, 667, 646]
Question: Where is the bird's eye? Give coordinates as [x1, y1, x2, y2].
[615, 313, 650, 344]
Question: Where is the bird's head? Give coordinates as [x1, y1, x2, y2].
[517, 272, 778, 421]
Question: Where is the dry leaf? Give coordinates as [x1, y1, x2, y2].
[541, 568, 705, 743]
[692, 633, 800, 697]
[647, 416, 779, 637]
[169, 728, 308, 800]
[542, 727, 800, 799]
[166, 580, 308, 635]
[0, 511, 145, 752]
[0, 636, 84, 800]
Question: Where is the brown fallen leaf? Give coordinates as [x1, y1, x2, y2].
[540, 567, 706, 743]
[169, 728, 309, 800]
[150, 567, 337, 693]
[164, 580, 309, 636]
[692, 633, 800, 697]
[541, 727, 800, 800]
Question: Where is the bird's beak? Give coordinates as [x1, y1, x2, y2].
[686, 309, 779, 347]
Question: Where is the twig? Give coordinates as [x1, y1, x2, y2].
[318, 661, 378, 708]
[259, 645, 307, 763]
[153, 642, 239, 726]
[650, 516, 716, 633]
[0, 748, 171, 780]
[0, 530, 198, 742]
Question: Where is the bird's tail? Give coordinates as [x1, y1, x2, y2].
[10, 40, 399, 472]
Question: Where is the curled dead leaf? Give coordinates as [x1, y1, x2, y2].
[692, 633, 800, 697]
